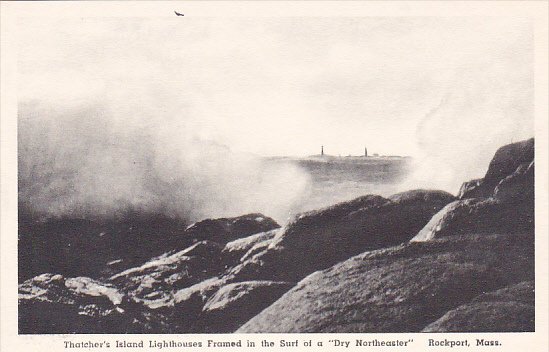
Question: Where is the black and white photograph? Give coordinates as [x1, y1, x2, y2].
[1, 1, 548, 348]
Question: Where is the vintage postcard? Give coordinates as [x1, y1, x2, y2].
[1, 1, 548, 351]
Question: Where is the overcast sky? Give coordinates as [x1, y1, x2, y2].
[18, 16, 533, 158]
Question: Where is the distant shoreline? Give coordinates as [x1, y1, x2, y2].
[265, 155, 412, 163]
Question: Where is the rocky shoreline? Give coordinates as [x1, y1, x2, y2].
[19, 138, 535, 333]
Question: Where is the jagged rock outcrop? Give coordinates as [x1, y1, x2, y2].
[108, 241, 223, 309]
[228, 190, 455, 283]
[18, 213, 278, 283]
[19, 273, 171, 333]
[458, 138, 534, 199]
[221, 229, 279, 267]
[18, 228, 285, 334]
[493, 160, 534, 202]
[457, 178, 483, 200]
[237, 233, 534, 333]
[422, 281, 534, 332]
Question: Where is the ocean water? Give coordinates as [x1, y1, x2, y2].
[269, 156, 412, 215]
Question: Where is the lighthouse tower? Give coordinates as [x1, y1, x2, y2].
[321, 145, 324, 156]
[365, 147, 368, 157]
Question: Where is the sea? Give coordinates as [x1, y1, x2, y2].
[268, 155, 412, 214]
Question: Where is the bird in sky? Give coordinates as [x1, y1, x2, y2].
[174, 11, 184, 16]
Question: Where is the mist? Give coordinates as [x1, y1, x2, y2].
[401, 32, 534, 194]
[18, 100, 311, 223]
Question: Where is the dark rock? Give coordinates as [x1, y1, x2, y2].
[18, 212, 279, 333]
[457, 178, 485, 199]
[18, 212, 277, 283]
[412, 197, 534, 241]
[108, 241, 223, 309]
[459, 138, 534, 199]
[484, 138, 534, 184]
[237, 233, 534, 333]
[18, 273, 170, 333]
[173, 277, 226, 309]
[388, 189, 455, 205]
[201, 281, 294, 332]
[221, 230, 279, 267]
[169, 277, 228, 332]
[19, 274, 123, 307]
[414, 139, 534, 241]
[229, 191, 455, 282]
[177, 240, 224, 261]
[239, 238, 275, 263]
[167, 278, 294, 333]
[183, 213, 279, 245]
[18, 214, 188, 282]
[422, 281, 534, 332]
[494, 161, 534, 203]
[472, 280, 535, 306]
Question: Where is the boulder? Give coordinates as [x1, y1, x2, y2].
[237, 233, 534, 333]
[388, 189, 455, 204]
[459, 138, 534, 199]
[412, 197, 534, 242]
[183, 213, 279, 245]
[201, 281, 294, 332]
[422, 281, 534, 332]
[484, 138, 534, 185]
[229, 190, 455, 282]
